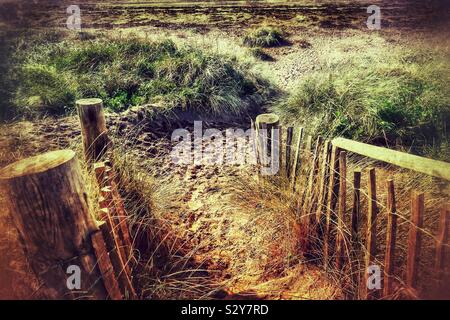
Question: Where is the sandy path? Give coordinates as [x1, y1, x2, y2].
[0, 107, 341, 299]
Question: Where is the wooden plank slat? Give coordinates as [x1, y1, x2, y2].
[291, 128, 304, 191]
[435, 205, 450, 283]
[335, 151, 347, 269]
[91, 228, 123, 300]
[275, 126, 282, 176]
[383, 179, 397, 297]
[315, 141, 331, 226]
[304, 136, 324, 216]
[298, 135, 313, 209]
[362, 168, 379, 300]
[303, 136, 323, 252]
[94, 162, 107, 187]
[351, 170, 361, 247]
[106, 166, 134, 265]
[323, 145, 340, 269]
[406, 192, 424, 290]
[271, 126, 282, 176]
[290, 127, 304, 190]
[332, 137, 450, 180]
[305, 136, 312, 164]
[98, 221, 137, 300]
[349, 169, 362, 293]
[100, 187, 133, 283]
[285, 127, 294, 177]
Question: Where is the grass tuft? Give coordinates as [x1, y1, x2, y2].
[8, 31, 274, 117]
[243, 26, 286, 48]
[271, 35, 449, 157]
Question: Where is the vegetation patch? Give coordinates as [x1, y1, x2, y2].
[271, 36, 449, 157]
[7, 31, 274, 118]
[243, 26, 287, 48]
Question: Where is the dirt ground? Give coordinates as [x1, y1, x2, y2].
[1, 0, 448, 32]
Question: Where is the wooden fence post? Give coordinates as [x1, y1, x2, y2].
[91, 227, 123, 300]
[255, 114, 280, 175]
[383, 179, 397, 297]
[303, 136, 323, 214]
[323, 145, 340, 269]
[0, 150, 108, 299]
[285, 127, 294, 177]
[76, 98, 110, 162]
[314, 140, 331, 236]
[290, 127, 304, 190]
[94, 162, 136, 299]
[335, 151, 347, 269]
[351, 170, 361, 247]
[434, 205, 449, 291]
[303, 136, 323, 253]
[362, 167, 379, 299]
[272, 125, 282, 176]
[406, 191, 424, 290]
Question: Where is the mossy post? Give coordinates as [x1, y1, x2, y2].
[76, 98, 110, 162]
[0, 150, 108, 299]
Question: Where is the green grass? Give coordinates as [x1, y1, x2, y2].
[8, 31, 273, 117]
[243, 26, 286, 48]
[271, 35, 450, 157]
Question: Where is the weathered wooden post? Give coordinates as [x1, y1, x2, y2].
[434, 205, 449, 294]
[362, 167, 379, 300]
[76, 98, 110, 162]
[290, 127, 304, 190]
[323, 145, 340, 269]
[0, 150, 109, 299]
[383, 179, 397, 297]
[350, 169, 361, 294]
[255, 113, 280, 176]
[351, 170, 361, 247]
[406, 191, 424, 291]
[335, 151, 347, 269]
[314, 140, 331, 234]
[285, 127, 294, 177]
[303, 136, 324, 253]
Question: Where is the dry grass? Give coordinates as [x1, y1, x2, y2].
[283, 134, 450, 299]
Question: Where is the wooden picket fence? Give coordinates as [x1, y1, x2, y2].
[254, 113, 450, 299]
[0, 98, 137, 300]
[1, 100, 448, 299]
[79, 98, 137, 300]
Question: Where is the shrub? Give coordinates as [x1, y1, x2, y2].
[243, 26, 286, 48]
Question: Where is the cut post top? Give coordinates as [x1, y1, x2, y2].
[76, 98, 103, 107]
[256, 113, 280, 126]
[0, 149, 75, 180]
